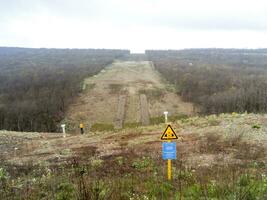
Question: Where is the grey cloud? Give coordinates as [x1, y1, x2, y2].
[0, 0, 267, 51]
[1, 0, 266, 31]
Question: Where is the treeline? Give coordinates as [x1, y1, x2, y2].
[0, 47, 129, 132]
[146, 49, 267, 114]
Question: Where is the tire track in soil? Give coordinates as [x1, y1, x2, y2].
[140, 94, 150, 125]
[114, 95, 127, 129]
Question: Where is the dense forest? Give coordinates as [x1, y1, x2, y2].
[146, 49, 267, 114]
[2, 48, 267, 132]
[0, 47, 129, 132]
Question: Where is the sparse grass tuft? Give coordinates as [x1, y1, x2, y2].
[234, 142, 265, 160]
[1, 151, 267, 199]
[169, 114, 189, 121]
[55, 182, 76, 200]
[83, 83, 96, 91]
[91, 158, 104, 168]
[199, 132, 223, 153]
[91, 123, 114, 131]
[109, 83, 123, 94]
[150, 114, 189, 125]
[132, 157, 153, 171]
[1, 113, 267, 199]
[199, 131, 266, 161]
[139, 88, 165, 102]
[252, 124, 261, 129]
[150, 116, 165, 125]
[124, 122, 141, 128]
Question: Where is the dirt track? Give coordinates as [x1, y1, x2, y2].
[64, 60, 193, 132]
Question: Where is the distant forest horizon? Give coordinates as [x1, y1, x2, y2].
[1, 47, 267, 132]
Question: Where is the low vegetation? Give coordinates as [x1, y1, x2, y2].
[0, 142, 266, 199]
[109, 83, 124, 94]
[150, 114, 189, 125]
[91, 123, 114, 132]
[139, 88, 165, 102]
[0, 113, 266, 199]
[124, 122, 142, 129]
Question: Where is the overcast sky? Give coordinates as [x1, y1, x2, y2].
[0, 0, 267, 53]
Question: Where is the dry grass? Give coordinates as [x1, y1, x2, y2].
[1, 113, 266, 170]
[1, 113, 267, 199]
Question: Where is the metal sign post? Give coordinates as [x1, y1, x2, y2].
[161, 124, 179, 181]
[168, 156, 171, 180]
[162, 141, 176, 180]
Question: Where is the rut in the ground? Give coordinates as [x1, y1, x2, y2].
[114, 93, 150, 128]
[114, 95, 127, 129]
[140, 94, 150, 125]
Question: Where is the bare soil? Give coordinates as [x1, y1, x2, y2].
[64, 60, 193, 132]
[114, 95, 127, 129]
[1, 113, 266, 169]
[140, 94, 150, 125]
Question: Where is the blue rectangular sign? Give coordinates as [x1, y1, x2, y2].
[162, 142, 176, 160]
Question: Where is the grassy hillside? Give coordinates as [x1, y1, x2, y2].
[0, 113, 266, 199]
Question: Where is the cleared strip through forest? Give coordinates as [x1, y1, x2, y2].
[65, 60, 193, 132]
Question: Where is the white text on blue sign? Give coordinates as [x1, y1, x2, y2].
[162, 142, 176, 160]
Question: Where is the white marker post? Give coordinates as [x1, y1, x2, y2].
[14, 147, 18, 157]
[61, 124, 66, 138]
[163, 111, 169, 124]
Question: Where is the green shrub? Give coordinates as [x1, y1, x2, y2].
[55, 182, 76, 200]
[150, 116, 165, 125]
[0, 168, 9, 180]
[132, 157, 153, 170]
[90, 180, 111, 200]
[169, 114, 189, 121]
[146, 179, 174, 199]
[252, 124, 261, 129]
[91, 158, 104, 168]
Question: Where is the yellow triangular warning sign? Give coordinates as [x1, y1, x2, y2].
[161, 125, 178, 140]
